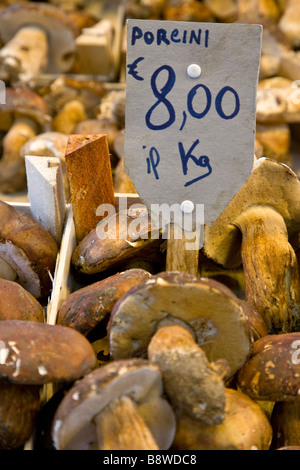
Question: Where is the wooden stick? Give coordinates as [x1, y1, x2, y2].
[166, 223, 201, 276]
[65, 134, 115, 243]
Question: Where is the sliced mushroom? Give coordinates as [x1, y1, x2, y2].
[148, 324, 228, 425]
[57, 268, 152, 337]
[72, 206, 163, 276]
[0, 278, 44, 322]
[108, 272, 252, 378]
[0, 88, 51, 193]
[0, 320, 96, 384]
[0, 2, 83, 86]
[172, 388, 273, 450]
[51, 358, 176, 450]
[203, 158, 300, 334]
[0, 201, 58, 299]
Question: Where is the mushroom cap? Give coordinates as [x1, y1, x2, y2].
[0, 381, 41, 450]
[72, 207, 163, 275]
[57, 268, 152, 336]
[0, 278, 44, 322]
[237, 332, 300, 402]
[0, 2, 80, 73]
[0, 201, 58, 299]
[203, 158, 300, 269]
[51, 358, 176, 450]
[0, 320, 96, 384]
[108, 272, 252, 378]
[172, 388, 273, 451]
[0, 87, 51, 131]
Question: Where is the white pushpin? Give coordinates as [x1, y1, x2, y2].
[187, 63, 201, 79]
[180, 200, 195, 214]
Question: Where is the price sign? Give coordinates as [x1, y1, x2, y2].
[124, 20, 262, 233]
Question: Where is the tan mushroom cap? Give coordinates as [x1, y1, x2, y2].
[108, 272, 252, 378]
[0, 201, 58, 299]
[51, 358, 176, 450]
[0, 320, 96, 384]
[72, 206, 162, 275]
[57, 268, 152, 336]
[0, 88, 51, 132]
[203, 158, 300, 269]
[0, 278, 44, 322]
[237, 332, 300, 402]
[0, 2, 81, 73]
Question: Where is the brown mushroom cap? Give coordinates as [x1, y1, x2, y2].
[57, 268, 152, 336]
[51, 358, 176, 450]
[0, 278, 44, 322]
[0, 2, 81, 73]
[0, 320, 96, 384]
[108, 272, 252, 378]
[237, 333, 300, 402]
[0, 87, 51, 132]
[72, 207, 163, 275]
[172, 387, 273, 450]
[0, 381, 41, 450]
[0, 201, 58, 299]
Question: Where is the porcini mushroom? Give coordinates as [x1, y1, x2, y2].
[171, 387, 273, 450]
[0, 200, 58, 299]
[0, 87, 51, 193]
[279, 0, 300, 49]
[237, 333, 300, 402]
[0, 381, 41, 450]
[72, 206, 163, 276]
[108, 272, 252, 379]
[203, 158, 300, 334]
[57, 268, 152, 337]
[0, 278, 44, 322]
[148, 324, 228, 425]
[51, 358, 176, 450]
[0, 2, 83, 86]
[0, 320, 96, 384]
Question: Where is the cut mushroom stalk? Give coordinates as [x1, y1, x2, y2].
[95, 396, 159, 450]
[0, 26, 48, 87]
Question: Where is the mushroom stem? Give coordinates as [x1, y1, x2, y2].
[235, 205, 300, 333]
[94, 395, 159, 450]
[0, 26, 48, 86]
[0, 116, 39, 193]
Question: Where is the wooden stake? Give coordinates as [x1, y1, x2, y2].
[65, 134, 115, 243]
[166, 223, 201, 276]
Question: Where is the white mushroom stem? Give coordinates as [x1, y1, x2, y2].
[234, 205, 300, 333]
[94, 395, 159, 450]
[0, 26, 48, 86]
[0, 116, 39, 193]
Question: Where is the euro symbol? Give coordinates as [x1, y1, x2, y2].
[127, 57, 144, 81]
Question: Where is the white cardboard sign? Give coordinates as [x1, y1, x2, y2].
[125, 20, 262, 228]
